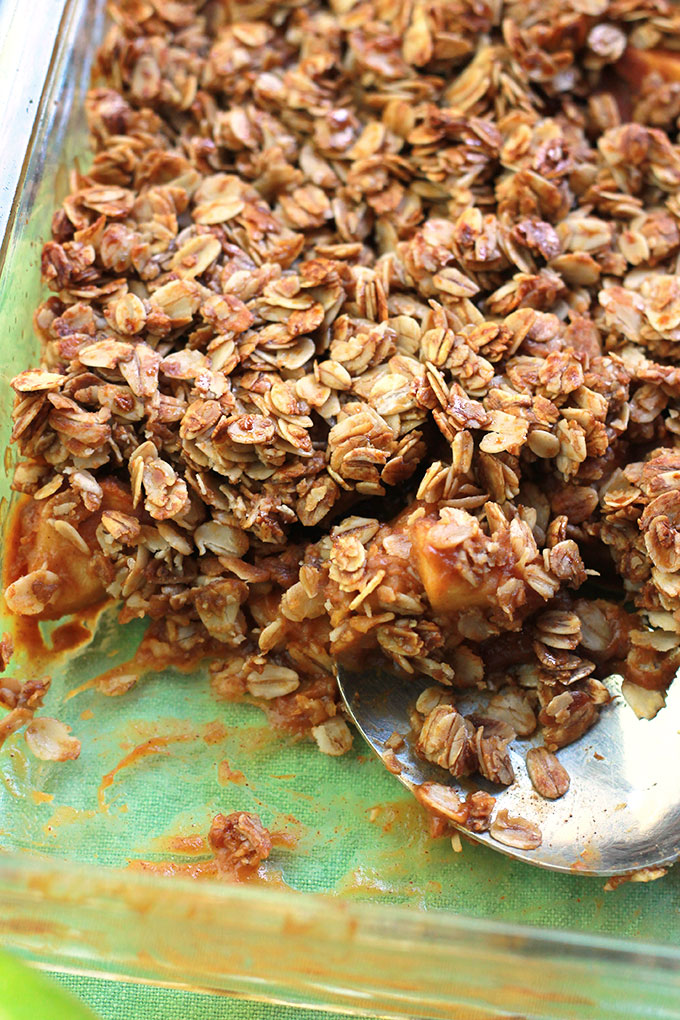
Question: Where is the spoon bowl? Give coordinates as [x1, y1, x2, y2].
[337, 663, 680, 876]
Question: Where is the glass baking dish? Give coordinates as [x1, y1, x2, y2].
[1, 1, 680, 1017]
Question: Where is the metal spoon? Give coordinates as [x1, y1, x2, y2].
[337, 663, 680, 876]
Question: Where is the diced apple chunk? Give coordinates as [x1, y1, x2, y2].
[5, 480, 134, 619]
[617, 47, 680, 87]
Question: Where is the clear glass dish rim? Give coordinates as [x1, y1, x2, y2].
[1, 0, 680, 1016]
[2, 848, 680, 1020]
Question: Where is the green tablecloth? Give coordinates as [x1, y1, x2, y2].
[54, 973, 343, 1020]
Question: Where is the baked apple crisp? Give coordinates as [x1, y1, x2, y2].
[5, 0, 680, 819]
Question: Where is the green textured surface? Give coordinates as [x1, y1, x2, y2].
[53, 972, 342, 1020]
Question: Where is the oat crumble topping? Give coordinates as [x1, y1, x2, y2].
[5, 0, 680, 839]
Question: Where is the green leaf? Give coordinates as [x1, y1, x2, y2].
[0, 952, 98, 1020]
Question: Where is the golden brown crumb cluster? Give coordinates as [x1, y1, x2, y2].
[7, 0, 680, 804]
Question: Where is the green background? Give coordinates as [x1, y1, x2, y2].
[54, 974, 342, 1020]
